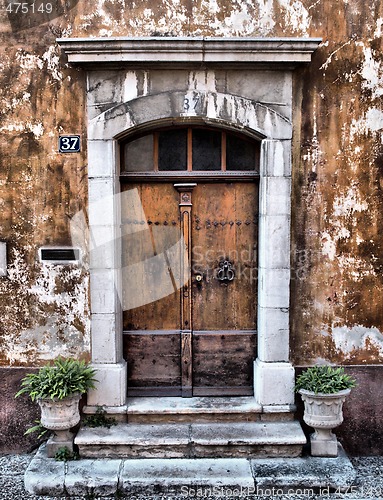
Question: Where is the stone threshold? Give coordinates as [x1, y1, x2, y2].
[83, 396, 296, 416]
[127, 396, 263, 415]
[25, 443, 356, 497]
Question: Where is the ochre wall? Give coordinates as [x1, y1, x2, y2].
[0, 0, 383, 452]
[1, 0, 383, 368]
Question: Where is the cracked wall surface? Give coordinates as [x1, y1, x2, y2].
[0, 0, 383, 369]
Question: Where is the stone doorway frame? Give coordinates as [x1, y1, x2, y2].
[57, 37, 321, 411]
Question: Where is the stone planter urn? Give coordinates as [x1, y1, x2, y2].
[39, 393, 81, 458]
[299, 388, 351, 457]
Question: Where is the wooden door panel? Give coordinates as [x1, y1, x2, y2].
[121, 183, 181, 331]
[192, 331, 257, 396]
[124, 331, 181, 396]
[191, 182, 258, 331]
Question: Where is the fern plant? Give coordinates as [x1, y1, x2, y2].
[295, 366, 356, 394]
[24, 419, 49, 438]
[15, 358, 97, 401]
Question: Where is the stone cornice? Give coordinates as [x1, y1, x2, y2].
[57, 37, 322, 68]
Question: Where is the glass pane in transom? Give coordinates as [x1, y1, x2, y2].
[192, 129, 221, 171]
[123, 134, 154, 172]
[158, 129, 187, 171]
[226, 133, 258, 171]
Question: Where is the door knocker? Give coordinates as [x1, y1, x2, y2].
[217, 260, 235, 282]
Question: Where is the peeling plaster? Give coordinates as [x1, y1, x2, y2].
[29, 122, 44, 139]
[15, 47, 62, 82]
[127, 1, 188, 36]
[205, 0, 312, 37]
[123, 71, 139, 102]
[302, 104, 321, 170]
[350, 107, 383, 141]
[201, 0, 220, 15]
[69, 0, 316, 37]
[337, 256, 376, 281]
[374, 17, 383, 38]
[42, 46, 63, 82]
[321, 232, 337, 261]
[357, 42, 383, 99]
[332, 185, 368, 217]
[16, 51, 44, 71]
[278, 0, 311, 35]
[331, 325, 383, 359]
[321, 186, 368, 261]
[0, 248, 90, 365]
[320, 40, 352, 71]
[255, 0, 275, 35]
[0, 121, 44, 137]
[188, 71, 216, 92]
[219, 3, 258, 36]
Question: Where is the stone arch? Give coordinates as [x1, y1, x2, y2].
[88, 91, 292, 142]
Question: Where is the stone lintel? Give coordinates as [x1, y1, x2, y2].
[57, 37, 322, 67]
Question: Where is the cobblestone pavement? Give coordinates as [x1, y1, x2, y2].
[0, 454, 382, 499]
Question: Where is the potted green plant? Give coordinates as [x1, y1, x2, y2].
[295, 365, 356, 457]
[16, 357, 96, 457]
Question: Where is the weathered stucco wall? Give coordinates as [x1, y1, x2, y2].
[291, 2, 383, 366]
[0, 0, 383, 370]
[0, 24, 89, 366]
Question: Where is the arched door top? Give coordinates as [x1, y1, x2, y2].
[88, 91, 292, 142]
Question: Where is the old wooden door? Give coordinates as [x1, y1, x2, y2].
[121, 127, 259, 397]
[122, 126, 258, 397]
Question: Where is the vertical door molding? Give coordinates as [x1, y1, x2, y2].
[174, 183, 197, 397]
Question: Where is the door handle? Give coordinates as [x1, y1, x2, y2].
[217, 260, 235, 282]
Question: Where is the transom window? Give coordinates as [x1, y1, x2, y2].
[121, 127, 260, 174]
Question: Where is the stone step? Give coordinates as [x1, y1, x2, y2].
[75, 421, 306, 459]
[127, 396, 263, 423]
[84, 396, 295, 423]
[25, 443, 357, 498]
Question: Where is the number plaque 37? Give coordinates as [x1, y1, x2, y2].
[59, 135, 81, 153]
